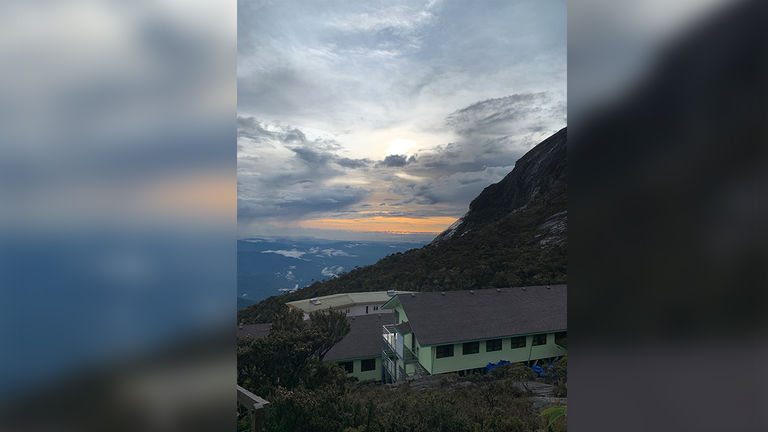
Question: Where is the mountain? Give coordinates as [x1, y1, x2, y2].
[432, 128, 566, 244]
[238, 128, 567, 324]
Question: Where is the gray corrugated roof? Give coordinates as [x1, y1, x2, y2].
[286, 291, 413, 313]
[324, 314, 388, 361]
[398, 285, 566, 346]
[394, 321, 412, 334]
[237, 323, 272, 339]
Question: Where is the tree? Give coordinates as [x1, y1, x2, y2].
[238, 307, 352, 397]
[270, 306, 306, 334]
[309, 309, 350, 360]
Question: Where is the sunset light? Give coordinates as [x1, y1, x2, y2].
[386, 139, 416, 156]
[295, 216, 458, 234]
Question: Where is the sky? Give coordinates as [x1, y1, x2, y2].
[237, 0, 566, 241]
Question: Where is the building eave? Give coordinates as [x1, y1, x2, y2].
[419, 328, 568, 347]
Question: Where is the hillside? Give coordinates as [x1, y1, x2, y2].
[238, 127, 567, 324]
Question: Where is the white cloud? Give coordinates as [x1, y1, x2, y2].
[321, 265, 345, 278]
[237, 0, 566, 240]
[319, 248, 352, 257]
[261, 249, 306, 259]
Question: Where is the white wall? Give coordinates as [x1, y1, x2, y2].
[301, 303, 392, 320]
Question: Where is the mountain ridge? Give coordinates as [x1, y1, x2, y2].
[238, 127, 567, 324]
[432, 127, 566, 244]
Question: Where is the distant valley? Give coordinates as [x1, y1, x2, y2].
[238, 238, 426, 307]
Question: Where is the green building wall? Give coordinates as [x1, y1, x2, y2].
[332, 356, 382, 382]
[389, 302, 565, 376]
[427, 332, 566, 374]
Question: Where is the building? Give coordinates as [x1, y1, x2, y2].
[380, 285, 567, 383]
[237, 310, 388, 382]
[285, 290, 412, 320]
[324, 314, 388, 382]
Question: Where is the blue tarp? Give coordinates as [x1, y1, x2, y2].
[485, 360, 511, 373]
[485, 360, 553, 376]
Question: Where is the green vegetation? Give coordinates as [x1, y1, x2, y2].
[238, 308, 567, 432]
[263, 372, 542, 432]
[238, 129, 568, 431]
[238, 308, 350, 396]
[540, 405, 567, 431]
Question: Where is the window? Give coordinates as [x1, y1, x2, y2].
[532, 334, 547, 346]
[373, 305, 378, 310]
[361, 358, 376, 372]
[462, 342, 479, 355]
[555, 331, 567, 347]
[436, 344, 454, 358]
[365, 306, 369, 314]
[486, 339, 502, 352]
[339, 361, 353, 373]
[510, 336, 526, 349]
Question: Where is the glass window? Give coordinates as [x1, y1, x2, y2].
[436, 344, 454, 358]
[462, 342, 480, 355]
[486, 339, 502, 352]
[510, 336, 526, 349]
[532, 334, 547, 346]
[555, 331, 567, 347]
[361, 358, 376, 372]
[339, 361, 353, 373]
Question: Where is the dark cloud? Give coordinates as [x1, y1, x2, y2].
[291, 146, 333, 165]
[237, 117, 372, 221]
[446, 93, 561, 138]
[376, 95, 567, 210]
[237, 0, 565, 240]
[377, 154, 409, 168]
[238, 185, 369, 220]
[337, 157, 372, 169]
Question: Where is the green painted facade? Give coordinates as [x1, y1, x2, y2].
[332, 356, 381, 382]
[425, 333, 566, 374]
[385, 300, 566, 379]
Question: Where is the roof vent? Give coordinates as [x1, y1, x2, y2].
[521, 287, 527, 291]
[377, 313, 382, 318]
[496, 288, 501, 293]
[546, 285, 551, 289]
[410, 293, 416, 297]
[441, 292, 445, 296]
[310, 298, 321, 305]
[470, 290, 475, 294]
[387, 290, 395, 296]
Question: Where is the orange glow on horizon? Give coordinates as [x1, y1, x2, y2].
[293, 216, 458, 234]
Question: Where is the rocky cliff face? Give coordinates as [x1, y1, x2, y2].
[433, 127, 567, 245]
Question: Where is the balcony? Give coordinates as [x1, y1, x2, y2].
[382, 355, 406, 383]
[382, 324, 418, 363]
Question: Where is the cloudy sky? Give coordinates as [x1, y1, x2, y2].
[238, 0, 566, 241]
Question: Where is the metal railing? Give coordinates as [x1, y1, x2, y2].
[382, 325, 419, 363]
